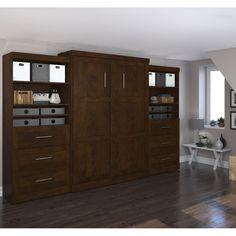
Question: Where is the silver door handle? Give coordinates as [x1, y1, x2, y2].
[122, 73, 126, 88]
[35, 156, 53, 161]
[35, 135, 53, 139]
[35, 177, 53, 183]
[104, 72, 107, 88]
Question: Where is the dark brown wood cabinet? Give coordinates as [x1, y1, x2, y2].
[3, 50, 179, 203]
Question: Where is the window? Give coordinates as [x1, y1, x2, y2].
[206, 66, 225, 123]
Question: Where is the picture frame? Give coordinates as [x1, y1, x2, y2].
[230, 89, 236, 107]
[230, 111, 236, 130]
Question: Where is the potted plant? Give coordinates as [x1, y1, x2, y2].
[218, 117, 225, 127]
[199, 134, 208, 145]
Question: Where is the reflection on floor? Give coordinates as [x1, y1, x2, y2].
[0, 162, 236, 228]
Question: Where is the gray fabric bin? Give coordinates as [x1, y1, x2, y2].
[13, 108, 39, 116]
[41, 107, 65, 115]
[41, 118, 65, 126]
[32, 63, 49, 82]
[13, 118, 39, 127]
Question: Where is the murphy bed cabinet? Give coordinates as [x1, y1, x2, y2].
[3, 51, 180, 203]
[58, 51, 149, 192]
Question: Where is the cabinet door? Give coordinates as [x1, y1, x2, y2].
[73, 139, 110, 183]
[75, 58, 110, 98]
[75, 100, 110, 139]
[111, 99, 145, 136]
[111, 62, 146, 98]
[111, 136, 146, 176]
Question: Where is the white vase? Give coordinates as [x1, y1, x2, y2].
[215, 138, 223, 150]
[50, 90, 61, 104]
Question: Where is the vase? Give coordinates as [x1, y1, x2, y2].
[215, 138, 223, 150]
[50, 90, 61, 104]
[220, 134, 226, 149]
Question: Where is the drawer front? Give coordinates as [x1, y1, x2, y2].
[32, 63, 49, 82]
[149, 119, 179, 136]
[13, 125, 69, 149]
[13, 118, 39, 127]
[149, 136, 179, 156]
[41, 107, 65, 115]
[14, 146, 68, 175]
[13, 108, 39, 116]
[41, 118, 65, 126]
[149, 106, 174, 113]
[14, 170, 68, 195]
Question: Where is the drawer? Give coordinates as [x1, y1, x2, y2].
[13, 108, 39, 116]
[149, 136, 179, 156]
[32, 63, 49, 82]
[41, 107, 65, 115]
[149, 119, 179, 136]
[41, 118, 65, 126]
[149, 106, 173, 113]
[13, 125, 69, 149]
[149, 153, 179, 170]
[13, 118, 39, 127]
[14, 146, 68, 175]
[14, 170, 68, 195]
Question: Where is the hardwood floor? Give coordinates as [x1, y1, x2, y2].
[1, 162, 236, 228]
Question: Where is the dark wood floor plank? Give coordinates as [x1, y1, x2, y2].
[0, 162, 235, 228]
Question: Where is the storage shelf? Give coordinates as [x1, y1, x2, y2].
[149, 111, 178, 114]
[13, 103, 70, 108]
[149, 86, 178, 89]
[13, 114, 70, 119]
[13, 81, 69, 85]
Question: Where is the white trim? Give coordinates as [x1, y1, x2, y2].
[0, 187, 2, 197]
[180, 155, 229, 169]
[204, 125, 224, 130]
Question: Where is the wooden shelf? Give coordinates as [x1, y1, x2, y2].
[13, 103, 69, 108]
[149, 86, 178, 89]
[149, 111, 178, 114]
[13, 81, 69, 85]
[13, 114, 70, 119]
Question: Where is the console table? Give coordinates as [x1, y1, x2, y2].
[183, 144, 231, 170]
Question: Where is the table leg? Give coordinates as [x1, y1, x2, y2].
[188, 147, 196, 165]
[213, 151, 221, 170]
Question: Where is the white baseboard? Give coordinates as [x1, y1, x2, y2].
[0, 187, 2, 197]
[180, 155, 229, 169]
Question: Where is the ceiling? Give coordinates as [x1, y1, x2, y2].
[1, 8, 236, 61]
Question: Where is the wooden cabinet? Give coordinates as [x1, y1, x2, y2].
[3, 52, 71, 203]
[148, 65, 180, 175]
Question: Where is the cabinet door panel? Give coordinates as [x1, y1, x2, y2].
[111, 62, 145, 98]
[111, 100, 145, 136]
[73, 139, 110, 183]
[111, 136, 146, 176]
[75, 100, 110, 139]
[75, 58, 110, 98]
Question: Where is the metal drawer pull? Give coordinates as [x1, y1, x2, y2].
[35, 135, 53, 139]
[35, 177, 53, 183]
[122, 73, 126, 88]
[161, 126, 171, 129]
[104, 72, 107, 88]
[161, 142, 170, 145]
[35, 156, 53, 161]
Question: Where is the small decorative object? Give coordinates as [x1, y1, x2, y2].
[14, 90, 33, 105]
[50, 89, 61, 104]
[206, 141, 213, 148]
[220, 133, 226, 148]
[33, 93, 50, 104]
[210, 120, 217, 127]
[199, 135, 208, 145]
[215, 137, 223, 150]
[217, 117, 225, 127]
[230, 112, 236, 130]
[230, 89, 236, 107]
[157, 94, 174, 104]
[196, 142, 204, 147]
[150, 96, 158, 104]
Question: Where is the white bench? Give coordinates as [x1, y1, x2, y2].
[183, 143, 231, 170]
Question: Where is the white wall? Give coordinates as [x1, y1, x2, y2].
[0, 40, 192, 187]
